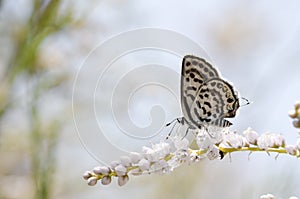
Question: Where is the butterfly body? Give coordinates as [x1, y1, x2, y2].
[181, 55, 239, 130]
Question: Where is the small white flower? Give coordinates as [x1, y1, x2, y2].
[143, 148, 157, 162]
[87, 177, 98, 186]
[138, 158, 150, 171]
[288, 109, 298, 119]
[289, 196, 299, 199]
[83, 171, 92, 180]
[118, 175, 129, 186]
[206, 145, 220, 160]
[93, 166, 110, 175]
[130, 152, 143, 164]
[167, 149, 190, 170]
[158, 159, 170, 174]
[190, 150, 204, 162]
[260, 193, 275, 199]
[143, 142, 171, 162]
[120, 156, 132, 167]
[273, 134, 285, 147]
[175, 149, 190, 162]
[243, 128, 258, 145]
[151, 159, 170, 174]
[224, 132, 243, 149]
[257, 133, 274, 149]
[152, 142, 171, 156]
[286, 145, 298, 156]
[101, 176, 112, 185]
[173, 137, 189, 149]
[206, 126, 225, 144]
[110, 160, 120, 170]
[130, 168, 142, 176]
[242, 137, 250, 147]
[196, 131, 212, 150]
[293, 120, 300, 128]
[114, 164, 127, 176]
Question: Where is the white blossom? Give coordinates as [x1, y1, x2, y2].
[151, 159, 170, 174]
[138, 158, 150, 171]
[190, 150, 203, 162]
[83, 171, 92, 180]
[87, 177, 98, 186]
[93, 166, 110, 175]
[120, 156, 132, 167]
[288, 109, 298, 119]
[286, 145, 298, 156]
[110, 160, 120, 170]
[273, 134, 285, 147]
[257, 133, 276, 149]
[101, 176, 112, 185]
[118, 175, 129, 186]
[143, 142, 171, 162]
[243, 128, 258, 145]
[242, 137, 250, 147]
[114, 164, 127, 176]
[206, 145, 220, 160]
[260, 193, 275, 199]
[224, 132, 244, 149]
[172, 136, 189, 149]
[196, 130, 212, 150]
[130, 152, 143, 164]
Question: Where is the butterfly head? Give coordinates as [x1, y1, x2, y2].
[226, 97, 240, 118]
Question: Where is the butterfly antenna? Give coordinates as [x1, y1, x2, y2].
[166, 118, 183, 139]
[241, 97, 251, 107]
[166, 118, 180, 126]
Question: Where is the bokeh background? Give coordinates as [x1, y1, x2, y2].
[1, 0, 300, 199]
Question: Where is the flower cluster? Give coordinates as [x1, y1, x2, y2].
[217, 127, 300, 158]
[83, 101, 300, 187]
[83, 138, 199, 186]
[260, 193, 298, 199]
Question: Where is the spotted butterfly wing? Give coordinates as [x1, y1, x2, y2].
[181, 55, 239, 129]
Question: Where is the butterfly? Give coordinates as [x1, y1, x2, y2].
[168, 55, 240, 133]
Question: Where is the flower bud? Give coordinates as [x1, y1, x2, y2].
[286, 145, 297, 156]
[101, 176, 112, 185]
[118, 175, 129, 186]
[115, 164, 127, 176]
[83, 171, 92, 180]
[130, 152, 143, 164]
[138, 158, 150, 171]
[93, 166, 110, 175]
[243, 128, 258, 145]
[87, 177, 98, 186]
[120, 156, 131, 167]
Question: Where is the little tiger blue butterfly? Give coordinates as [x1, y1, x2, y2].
[167, 55, 240, 136]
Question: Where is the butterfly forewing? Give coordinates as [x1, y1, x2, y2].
[181, 55, 239, 129]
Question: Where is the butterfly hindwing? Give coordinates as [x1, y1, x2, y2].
[181, 55, 240, 129]
[190, 78, 239, 126]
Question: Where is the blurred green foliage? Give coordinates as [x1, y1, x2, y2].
[0, 0, 73, 198]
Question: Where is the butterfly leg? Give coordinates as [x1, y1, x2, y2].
[166, 118, 182, 126]
[166, 117, 183, 139]
[181, 126, 191, 140]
